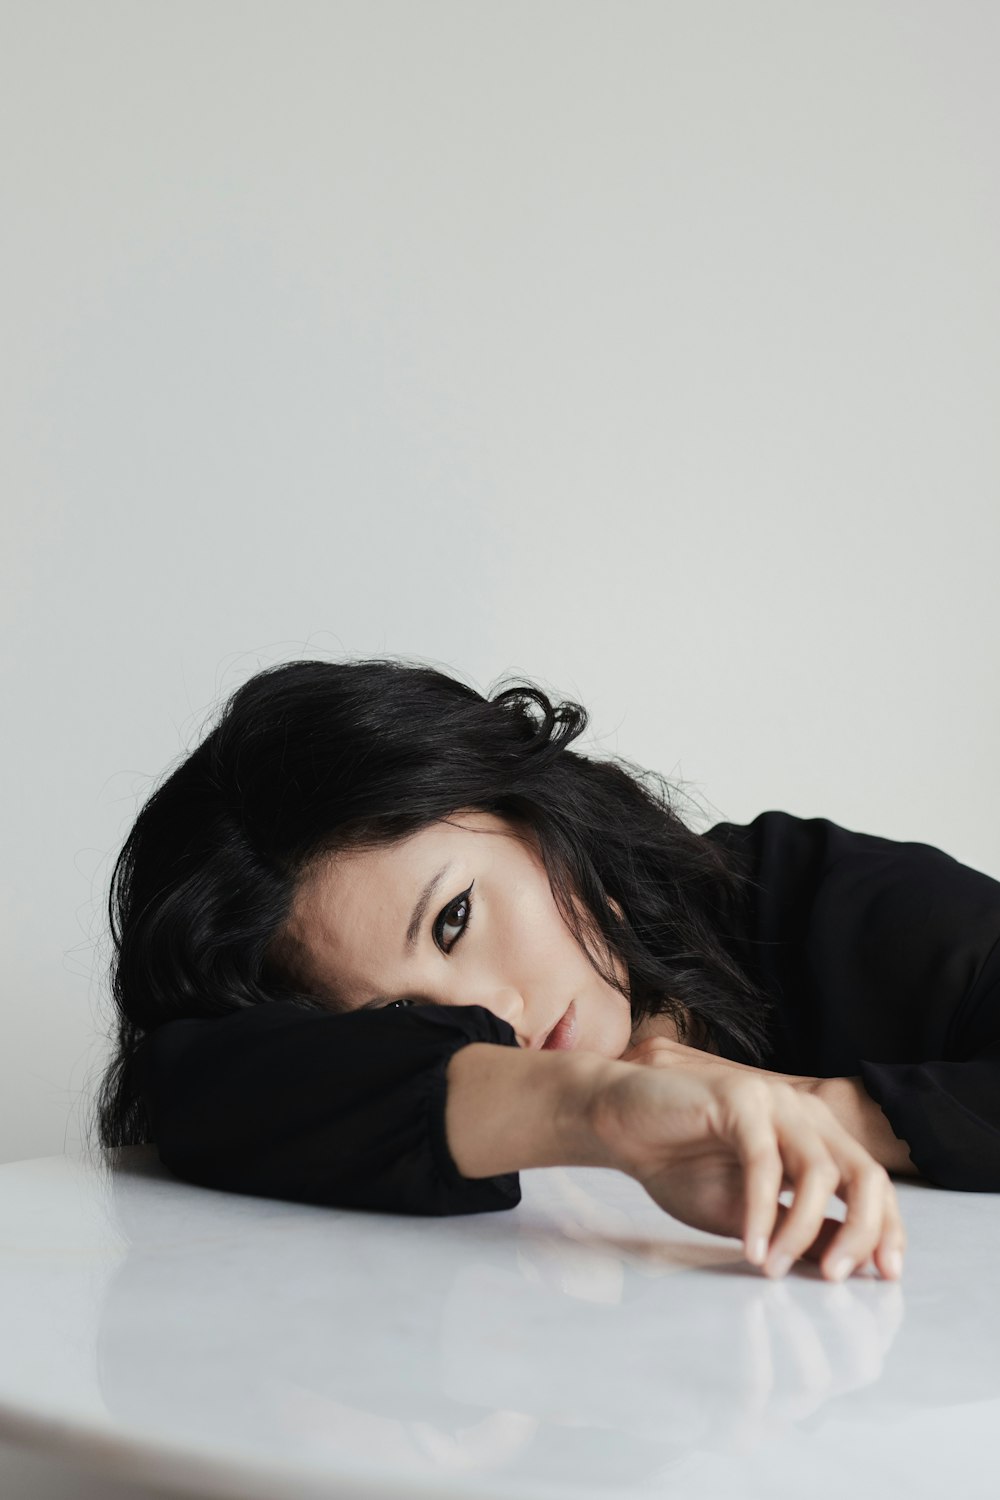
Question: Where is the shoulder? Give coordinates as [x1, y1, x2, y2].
[703, 812, 1000, 942]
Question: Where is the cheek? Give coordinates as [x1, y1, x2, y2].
[578, 989, 633, 1058]
[572, 943, 633, 1053]
[516, 879, 630, 1035]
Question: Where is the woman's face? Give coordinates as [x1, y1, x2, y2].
[278, 810, 635, 1056]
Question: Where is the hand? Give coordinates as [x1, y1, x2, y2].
[622, 1034, 919, 1178]
[589, 1061, 906, 1282]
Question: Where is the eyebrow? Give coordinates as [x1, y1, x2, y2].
[406, 861, 452, 949]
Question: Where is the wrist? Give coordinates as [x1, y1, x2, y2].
[444, 1043, 622, 1179]
[557, 1052, 632, 1171]
[794, 1073, 826, 1094]
[812, 1075, 918, 1175]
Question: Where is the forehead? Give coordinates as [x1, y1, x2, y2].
[280, 812, 513, 1004]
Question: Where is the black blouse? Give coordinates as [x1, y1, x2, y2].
[132, 811, 1000, 1211]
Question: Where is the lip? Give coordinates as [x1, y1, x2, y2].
[540, 999, 578, 1051]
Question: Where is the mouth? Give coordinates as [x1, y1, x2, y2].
[540, 999, 578, 1051]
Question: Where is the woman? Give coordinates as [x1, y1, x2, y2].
[94, 660, 997, 1281]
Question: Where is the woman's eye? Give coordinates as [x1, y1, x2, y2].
[433, 883, 475, 954]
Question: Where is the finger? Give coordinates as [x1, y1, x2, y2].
[771, 1204, 844, 1266]
[795, 1101, 908, 1282]
[872, 1180, 907, 1281]
[812, 1157, 897, 1282]
[806, 1101, 907, 1281]
[762, 1126, 841, 1276]
[728, 1085, 784, 1265]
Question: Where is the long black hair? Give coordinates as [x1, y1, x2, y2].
[94, 657, 775, 1151]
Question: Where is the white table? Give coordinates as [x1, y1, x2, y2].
[1, 1148, 997, 1500]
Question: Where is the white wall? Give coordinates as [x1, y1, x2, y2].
[2, 0, 998, 1169]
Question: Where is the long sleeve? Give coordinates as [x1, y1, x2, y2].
[704, 811, 1000, 1191]
[132, 1000, 523, 1215]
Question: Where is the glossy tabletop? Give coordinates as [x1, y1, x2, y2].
[0, 1149, 998, 1500]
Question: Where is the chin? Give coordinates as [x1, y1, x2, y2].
[582, 1039, 622, 1060]
[596, 1023, 635, 1061]
[571, 992, 633, 1060]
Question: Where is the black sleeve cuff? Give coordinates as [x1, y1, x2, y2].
[135, 1000, 524, 1217]
[859, 1051, 1000, 1192]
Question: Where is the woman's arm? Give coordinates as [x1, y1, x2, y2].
[444, 1044, 616, 1175]
[446, 1041, 906, 1281]
[137, 999, 905, 1278]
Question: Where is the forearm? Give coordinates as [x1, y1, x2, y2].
[811, 1075, 920, 1177]
[445, 1042, 621, 1178]
[444, 1041, 908, 1280]
[444, 1042, 918, 1191]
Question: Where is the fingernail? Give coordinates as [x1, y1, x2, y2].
[747, 1236, 767, 1266]
[828, 1255, 854, 1282]
[766, 1251, 792, 1279]
[882, 1249, 903, 1279]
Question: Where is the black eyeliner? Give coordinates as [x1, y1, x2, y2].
[433, 881, 475, 953]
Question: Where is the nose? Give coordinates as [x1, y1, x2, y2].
[481, 987, 527, 1045]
